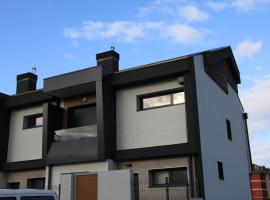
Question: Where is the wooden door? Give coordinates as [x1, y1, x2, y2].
[76, 174, 97, 200]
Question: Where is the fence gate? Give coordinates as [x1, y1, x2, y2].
[76, 174, 97, 200]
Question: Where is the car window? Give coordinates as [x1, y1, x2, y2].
[0, 198, 16, 200]
[21, 196, 55, 200]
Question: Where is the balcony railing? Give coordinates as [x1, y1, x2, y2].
[135, 179, 190, 200]
[54, 125, 97, 141]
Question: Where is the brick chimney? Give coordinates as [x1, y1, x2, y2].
[16, 72, 37, 94]
[96, 50, 120, 72]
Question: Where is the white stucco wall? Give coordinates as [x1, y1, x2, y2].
[194, 55, 252, 200]
[116, 79, 187, 150]
[98, 170, 134, 200]
[49, 160, 116, 195]
[7, 105, 43, 162]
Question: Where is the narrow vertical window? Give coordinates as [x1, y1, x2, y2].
[218, 161, 224, 180]
[226, 119, 232, 141]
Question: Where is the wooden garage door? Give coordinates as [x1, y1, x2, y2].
[76, 174, 97, 200]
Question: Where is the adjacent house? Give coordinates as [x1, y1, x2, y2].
[250, 164, 270, 200]
[0, 47, 252, 200]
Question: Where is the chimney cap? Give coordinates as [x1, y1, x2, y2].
[96, 50, 120, 61]
[17, 72, 37, 81]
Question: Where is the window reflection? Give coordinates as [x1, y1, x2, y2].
[141, 91, 185, 110]
[143, 94, 171, 109]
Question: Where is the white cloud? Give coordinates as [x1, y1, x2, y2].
[64, 21, 145, 42]
[232, 0, 270, 12]
[236, 39, 263, 59]
[251, 142, 270, 167]
[179, 5, 210, 22]
[164, 24, 202, 43]
[208, 0, 270, 12]
[240, 78, 270, 136]
[138, 0, 210, 22]
[64, 21, 204, 44]
[207, 1, 230, 10]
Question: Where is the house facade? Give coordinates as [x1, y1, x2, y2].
[250, 165, 270, 200]
[0, 47, 252, 200]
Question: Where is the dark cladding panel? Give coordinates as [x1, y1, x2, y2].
[203, 47, 240, 94]
[5, 90, 53, 109]
[43, 103, 64, 161]
[0, 94, 10, 169]
[110, 58, 190, 87]
[44, 67, 101, 94]
[100, 80, 116, 158]
[47, 138, 98, 165]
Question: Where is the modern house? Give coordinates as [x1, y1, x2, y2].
[0, 47, 252, 200]
[250, 164, 270, 200]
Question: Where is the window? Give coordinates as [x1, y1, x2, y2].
[23, 114, 43, 129]
[21, 197, 55, 200]
[218, 161, 224, 180]
[133, 173, 139, 200]
[7, 181, 20, 189]
[226, 119, 232, 141]
[27, 178, 45, 189]
[149, 167, 188, 187]
[138, 90, 185, 110]
[67, 105, 96, 128]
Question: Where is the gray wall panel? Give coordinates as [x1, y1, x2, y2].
[194, 55, 252, 200]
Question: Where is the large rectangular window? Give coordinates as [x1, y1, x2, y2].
[149, 167, 188, 187]
[27, 177, 45, 189]
[7, 181, 20, 189]
[23, 114, 43, 129]
[226, 119, 232, 141]
[218, 161, 224, 180]
[67, 105, 96, 128]
[138, 89, 185, 110]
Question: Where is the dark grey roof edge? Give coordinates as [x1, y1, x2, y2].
[116, 46, 232, 74]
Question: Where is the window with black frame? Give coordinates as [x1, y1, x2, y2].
[27, 177, 45, 189]
[23, 114, 43, 129]
[67, 104, 96, 128]
[149, 167, 188, 187]
[138, 89, 185, 111]
[7, 181, 20, 189]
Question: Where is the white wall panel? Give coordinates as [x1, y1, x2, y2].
[194, 55, 252, 200]
[7, 106, 43, 162]
[116, 79, 187, 150]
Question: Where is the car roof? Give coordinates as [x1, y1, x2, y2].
[0, 189, 56, 195]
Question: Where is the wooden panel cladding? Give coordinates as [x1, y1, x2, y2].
[76, 174, 97, 200]
[64, 95, 96, 110]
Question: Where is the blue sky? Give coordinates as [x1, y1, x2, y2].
[0, 0, 270, 167]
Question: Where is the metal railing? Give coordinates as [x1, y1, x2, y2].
[134, 179, 190, 200]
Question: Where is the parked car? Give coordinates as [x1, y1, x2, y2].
[0, 189, 58, 200]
